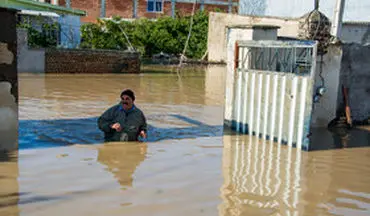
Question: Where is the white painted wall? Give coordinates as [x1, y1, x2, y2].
[224, 27, 254, 125]
[224, 26, 278, 126]
[311, 45, 343, 127]
[208, 12, 300, 62]
[239, 0, 370, 22]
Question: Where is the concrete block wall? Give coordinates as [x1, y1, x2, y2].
[341, 23, 370, 45]
[337, 43, 370, 122]
[45, 49, 141, 73]
[0, 8, 18, 152]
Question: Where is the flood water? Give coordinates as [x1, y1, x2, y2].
[1, 65, 370, 216]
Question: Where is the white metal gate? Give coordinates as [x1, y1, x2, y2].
[225, 40, 318, 150]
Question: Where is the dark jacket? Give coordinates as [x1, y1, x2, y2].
[98, 103, 147, 142]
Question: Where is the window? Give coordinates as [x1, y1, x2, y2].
[147, 0, 163, 13]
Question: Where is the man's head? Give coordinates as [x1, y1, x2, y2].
[120, 89, 135, 110]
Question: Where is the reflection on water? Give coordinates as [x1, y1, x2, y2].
[0, 65, 369, 215]
[220, 135, 370, 216]
[0, 152, 19, 216]
[220, 136, 302, 216]
[97, 143, 147, 189]
[309, 127, 370, 151]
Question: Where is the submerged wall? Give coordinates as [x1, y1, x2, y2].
[311, 45, 343, 127]
[337, 43, 370, 122]
[45, 49, 141, 73]
[17, 29, 141, 74]
[0, 8, 18, 152]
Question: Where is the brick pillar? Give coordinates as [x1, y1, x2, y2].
[0, 8, 18, 152]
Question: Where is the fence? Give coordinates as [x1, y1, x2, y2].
[224, 40, 318, 150]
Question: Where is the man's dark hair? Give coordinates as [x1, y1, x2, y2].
[120, 89, 135, 101]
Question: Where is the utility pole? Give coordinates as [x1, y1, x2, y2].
[314, 0, 319, 10]
[100, 0, 106, 18]
[228, 0, 232, 13]
[133, 0, 138, 18]
[331, 0, 345, 38]
[200, 0, 204, 11]
[171, 0, 176, 18]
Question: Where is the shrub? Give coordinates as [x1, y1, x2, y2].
[80, 11, 209, 59]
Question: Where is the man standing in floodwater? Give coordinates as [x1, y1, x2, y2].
[98, 89, 147, 142]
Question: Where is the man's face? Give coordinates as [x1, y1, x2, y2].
[121, 95, 133, 110]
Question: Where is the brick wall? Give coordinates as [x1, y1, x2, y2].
[106, 0, 134, 20]
[45, 49, 141, 73]
[59, 0, 102, 23]
[136, 0, 172, 19]
[60, 0, 238, 23]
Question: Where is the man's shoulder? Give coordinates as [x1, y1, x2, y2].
[106, 104, 121, 112]
[134, 106, 145, 115]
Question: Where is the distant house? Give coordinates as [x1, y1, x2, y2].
[56, 0, 239, 23]
[18, 9, 83, 49]
[2, 0, 86, 48]
[11, 1, 85, 48]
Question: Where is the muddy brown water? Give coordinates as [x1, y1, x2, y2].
[0, 65, 369, 216]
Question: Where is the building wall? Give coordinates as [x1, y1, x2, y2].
[106, 0, 134, 19]
[61, 0, 101, 23]
[136, 0, 171, 19]
[60, 0, 237, 23]
[239, 0, 370, 22]
[208, 13, 370, 64]
[341, 23, 370, 44]
[337, 43, 370, 122]
[0, 8, 18, 152]
[311, 45, 343, 127]
[45, 49, 141, 73]
[208, 12, 300, 62]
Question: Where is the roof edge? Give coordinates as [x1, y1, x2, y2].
[0, 0, 86, 16]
